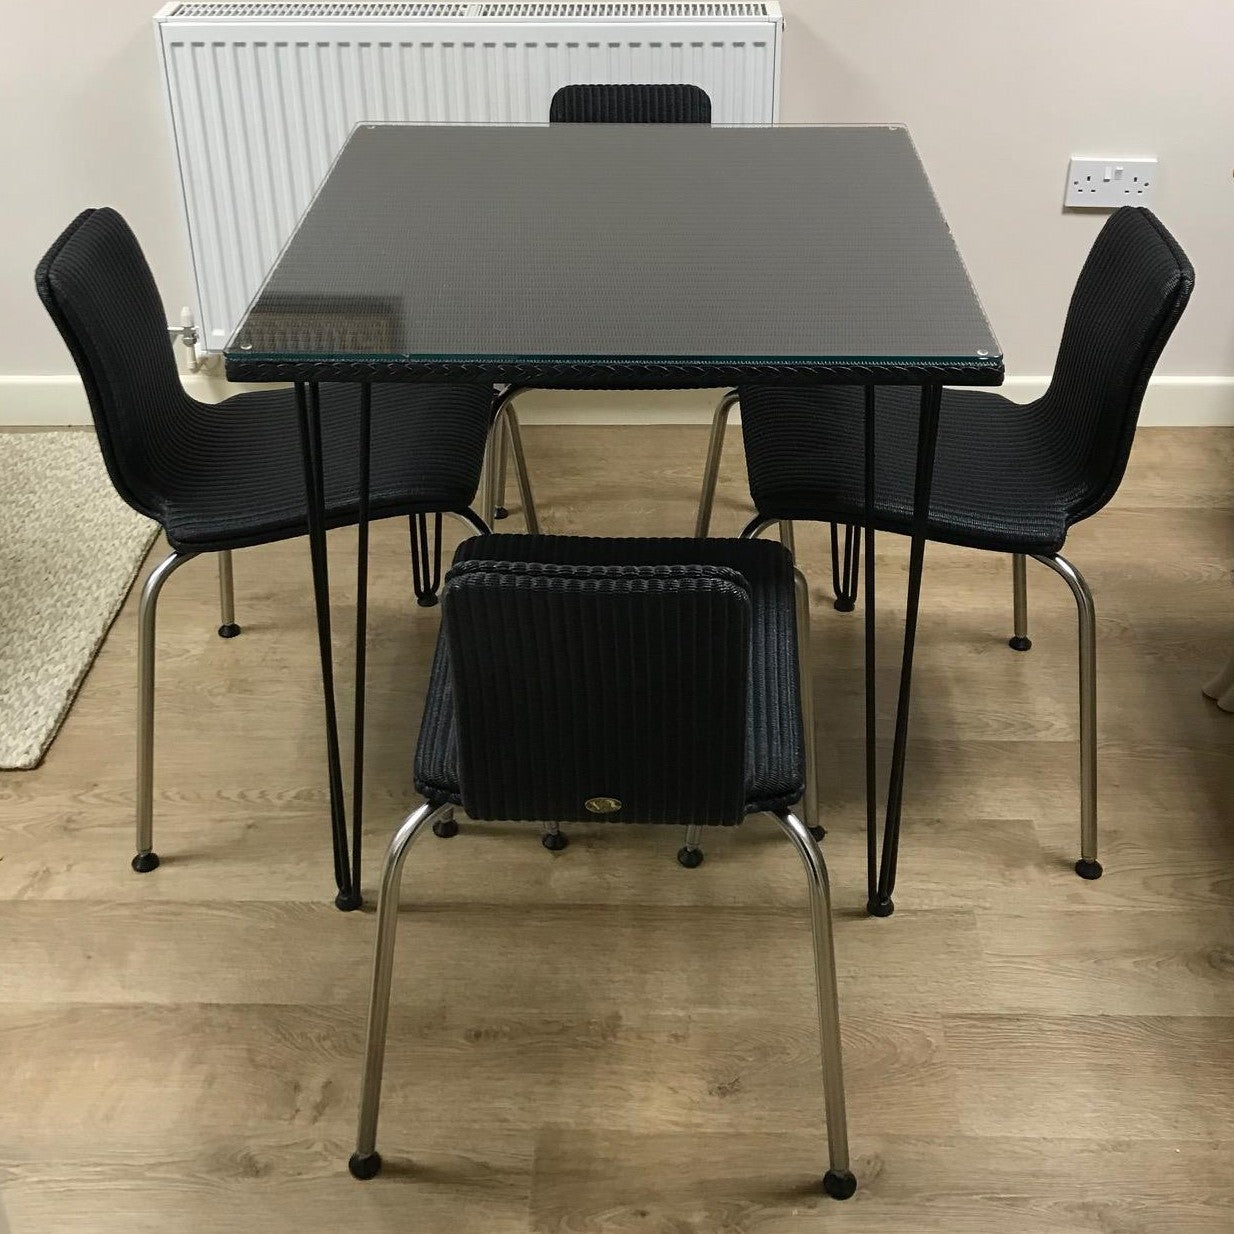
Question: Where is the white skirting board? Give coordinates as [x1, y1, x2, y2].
[3, 373, 1234, 427]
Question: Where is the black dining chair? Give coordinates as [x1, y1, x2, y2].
[477, 82, 715, 527]
[346, 532, 855, 1201]
[549, 81, 712, 123]
[696, 207, 1194, 884]
[35, 207, 499, 878]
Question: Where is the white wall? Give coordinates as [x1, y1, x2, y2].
[778, 0, 1234, 381]
[2, 0, 1232, 421]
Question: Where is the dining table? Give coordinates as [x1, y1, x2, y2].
[224, 120, 1003, 917]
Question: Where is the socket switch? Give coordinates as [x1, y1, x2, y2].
[1065, 157, 1156, 208]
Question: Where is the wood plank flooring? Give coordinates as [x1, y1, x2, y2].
[2, 423, 1233, 1233]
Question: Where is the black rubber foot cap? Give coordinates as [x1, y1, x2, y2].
[218, 623, 241, 639]
[348, 1152, 382, 1180]
[494, 506, 510, 520]
[432, 817, 459, 839]
[866, 895, 894, 918]
[833, 597, 856, 613]
[1008, 635, 1032, 652]
[1075, 858, 1103, 880]
[823, 1168, 857, 1200]
[335, 890, 363, 912]
[677, 846, 704, 869]
[809, 825, 826, 841]
[541, 831, 568, 851]
[131, 852, 160, 873]
[416, 593, 440, 608]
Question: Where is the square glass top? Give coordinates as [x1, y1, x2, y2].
[226, 123, 1001, 386]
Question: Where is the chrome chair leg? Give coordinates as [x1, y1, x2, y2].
[352, 802, 854, 1197]
[217, 550, 240, 638]
[447, 509, 492, 538]
[1032, 553, 1101, 879]
[677, 824, 703, 868]
[1009, 554, 1031, 651]
[494, 410, 511, 520]
[740, 515, 777, 541]
[541, 820, 568, 852]
[794, 569, 822, 841]
[482, 418, 502, 530]
[134, 549, 196, 873]
[503, 402, 540, 534]
[779, 520, 796, 558]
[350, 800, 455, 1180]
[695, 390, 739, 537]
[772, 809, 856, 1199]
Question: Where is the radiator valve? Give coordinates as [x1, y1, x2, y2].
[167, 306, 203, 372]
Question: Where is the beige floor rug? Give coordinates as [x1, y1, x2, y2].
[0, 431, 157, 769]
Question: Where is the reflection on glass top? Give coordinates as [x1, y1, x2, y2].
[228, 123, 1000, 367]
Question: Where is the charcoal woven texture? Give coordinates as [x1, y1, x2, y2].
[738, 208, 1195, 554]
[415, 535, 804, 825]
[549, 83, 712, 124]
[36, 208, 494, 553]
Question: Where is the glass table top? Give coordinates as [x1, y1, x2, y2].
[226, 123, 1001, 385]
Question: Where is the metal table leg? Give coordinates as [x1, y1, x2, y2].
[350, 383, 372, 908]
[830, 523, 860, 612]
[862, 386, 879, 913]
[294, 380, 369, 911]
[409, 513, 443, 607]
[866, 383, 942, 917]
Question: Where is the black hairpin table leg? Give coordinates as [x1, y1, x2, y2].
[294, 380, 366, 910]
[347, 383, 372, 911]
[409, 513, 443, 607]
[831, 522, 860, 612]
[867, 383, 942, 917]
[862, 386, 880, 914]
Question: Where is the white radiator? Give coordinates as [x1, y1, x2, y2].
[153, 1, 783, 350]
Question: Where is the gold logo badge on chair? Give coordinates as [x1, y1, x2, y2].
[585, 796, 622, 814]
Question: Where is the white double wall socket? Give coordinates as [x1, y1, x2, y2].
[1065, 157, 1157, 208]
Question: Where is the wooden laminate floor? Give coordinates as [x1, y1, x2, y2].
[2, 424, 1234, 1233]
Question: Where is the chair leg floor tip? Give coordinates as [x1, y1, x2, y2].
[677, 847, 704, 868]
[1075, 858, 1103, 880]
[131, 852, 160, 873]
[823, 1169, 857, 1200]
[217, 623, 241, 638]
[1008, 636, 1032, 652]
[348, 1152, 382, 1180]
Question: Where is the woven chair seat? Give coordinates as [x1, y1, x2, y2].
[157, 383, 493, 552]
[738, 385, 1071, 554]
